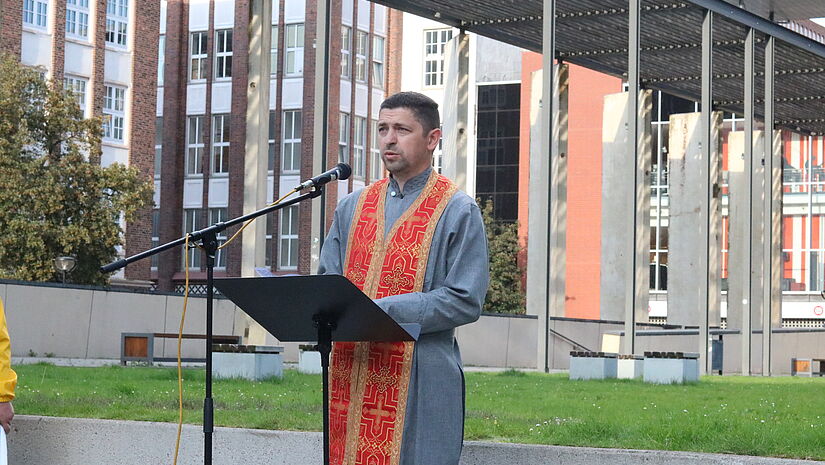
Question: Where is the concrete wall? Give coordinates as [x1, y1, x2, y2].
[9, 415, 818, 465]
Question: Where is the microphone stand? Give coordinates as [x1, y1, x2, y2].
[101, 187, 324, 465]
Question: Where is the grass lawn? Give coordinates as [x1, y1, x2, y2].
[14, 363, 825, 460]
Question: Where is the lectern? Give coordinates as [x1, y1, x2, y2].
[215, 275, 420, 465]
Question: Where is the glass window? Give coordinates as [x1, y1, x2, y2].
[370, 119, 383, 182]
[209, 208, 228, 268]
[102, 85, 126, 142]
[151, 209, 160, 269]
[154, 116, 163, 177]
[211, 114, 230, 174]
[355, 30, 368, 82]
[339, 112, 350, 164]
[63, 76, 88, 117]
[341, 26, 351, 78]
[282, 110, 302, 172]
[268, 110, 276, 172]
[423, 28, 453, 87]
[157, 35, 165, 85]
[270, 25, 279, 75]
[23, 0, 48, 28]
[215, 29, 233, 79]
[182, 209, 202, 269]
[185, 116, 204, 175]
[285, 23, 305, 76]
[66, 0, 90, 38]
[372, 36, 384, 89]
[105, 0, 128, 47]
[353, 116, 366, 178]
[278, 205, 299, 270]
[190, 32, 208, 81]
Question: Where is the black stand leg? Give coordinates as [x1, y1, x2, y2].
[202, 231, 218, 465]
[314, 315, 335, 465]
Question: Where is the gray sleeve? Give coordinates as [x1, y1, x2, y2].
[374, 201, 489, 334]
[317, 203, 347, 276]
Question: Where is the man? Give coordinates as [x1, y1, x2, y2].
[318, 91, 489, 465]
[0, 298, 16, 434]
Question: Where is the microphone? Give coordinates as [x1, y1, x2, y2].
[294, 163, 352, 191]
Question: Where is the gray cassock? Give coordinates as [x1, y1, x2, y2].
[318, 167, 490, 465]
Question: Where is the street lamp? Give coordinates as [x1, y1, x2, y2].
[54, 256, 77, 284]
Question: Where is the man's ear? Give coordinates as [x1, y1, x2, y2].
[426, 127, 442, 151]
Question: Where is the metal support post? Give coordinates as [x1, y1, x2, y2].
[742, 27, 755, 375]
[762, 36, 775, 376]
[540, 0, 556, 372]
[699, 9, 713, 375]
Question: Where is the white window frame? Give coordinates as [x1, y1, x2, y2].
[63, 76, 88, 118]
[105, 0, 129, 47]
[66, 0, 90, 39]
[151, 209, 160, 269]
[211, 114, 230, 175]
[102, 85, 126, 142]
[353, 116, 366, 178]
[185, 115, 204, 176]
[268, 110, 276, 173]
[341, 25, 351, 79]
[23, 0, 48, 28]
[189, 31, 208, 82]
[182, 209, 202, 269]
[278, 205, 299, 270]
[285, 23, 305, 76]
[154, 116, 163, 178]
[370, 119, 383, 181]
[282, 110, 302, 173]
[215, 29, 233, 80]
[157, 35, 165, 85]
[424, 28, 453, 87]
[209, 208, 228, 269]
[372, 36, 385, 89]
[355, 30, 368, 83]
[339, 112, 350, 164]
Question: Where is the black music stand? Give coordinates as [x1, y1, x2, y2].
[214, 275, 420, 465]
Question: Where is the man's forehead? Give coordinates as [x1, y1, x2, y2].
[378, 107, 418, 125]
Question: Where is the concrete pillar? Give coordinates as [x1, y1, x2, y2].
[763, 130, 783, 373]
[241, 0, 273, 278]
[666, 112, 722, 328]
[309, 0, 331, 274]
[526, 64, 568, 370]
[600, 91, 652, 328]
[442, 32, 470, 192]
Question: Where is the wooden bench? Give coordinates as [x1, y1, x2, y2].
[121, 332, 242, 365]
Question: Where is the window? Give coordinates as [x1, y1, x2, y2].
[265, 215, 274, 266]
[215, 29, 233, 79]
[102, 85, 125, 142]
[189, 32, 208, 81]
[355, 30, 368, 82]
[475, 84, 520, 222]
[372, 36, 385, 88]
[154, 116, 163, 177]
[23, 0, 48, 28]
[424, 28, 453, 87]
[186, 116, 204, 175]
[279, 205, 299, 270]
[105, 0, 128, 47]
[282, 110, 302, 172]
[182, 209, 202, 269]
[63, 76, 88, 117]
[370, 119, 383, 181]
[151, 209, 160, 269]
[268, 110, 276, 172]
[209, 208, 228, 268]
[338, 112, 350, 164]
[270, 25, 279, 75]
[341, 26, 351, 78]
[211, 114, 230, 174]
[157, 35, 165, 85]
[285, 23, 304, 76]
[353, 116, 366, 178]
[66, 0, 90, 38]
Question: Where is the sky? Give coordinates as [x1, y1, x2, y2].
[814, 18, 825, 27]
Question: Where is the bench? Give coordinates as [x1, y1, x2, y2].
[120, 332, 242, 365]
[643, 351, 699, 384]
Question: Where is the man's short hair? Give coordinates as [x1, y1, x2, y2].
[380, 92, 440, 134]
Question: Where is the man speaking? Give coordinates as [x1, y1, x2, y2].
[318, 91, 489, 465]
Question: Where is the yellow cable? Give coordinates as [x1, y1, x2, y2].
[218, 189, 298, 250]
[172, 234, 191, 465]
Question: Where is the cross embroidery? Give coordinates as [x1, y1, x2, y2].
[364, 394, 396, 435]
[381, 264, 413, 295]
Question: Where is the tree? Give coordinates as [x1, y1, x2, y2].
[479, 198, 526, 314]
[0, 54, 153, 285]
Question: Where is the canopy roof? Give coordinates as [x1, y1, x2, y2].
[374, 0, 825, 134]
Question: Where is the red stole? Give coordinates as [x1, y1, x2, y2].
[329, 170, 457, 465]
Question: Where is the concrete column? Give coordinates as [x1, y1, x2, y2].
[666, 112, 722, 328]
[727, 130, 765, 374]
[600, 91, 652, 331]
[241, 0, 273, 278]
[442, 32, 470, 192]
[309, 0, 331, 273]
[526, 64, 568, 370]
[764, 130, 783, 373]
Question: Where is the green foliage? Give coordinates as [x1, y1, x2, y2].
[479, 198, 525, 314]
[0, 54, 152, 285]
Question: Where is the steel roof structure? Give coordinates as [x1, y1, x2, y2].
[371, 0, 825, 134]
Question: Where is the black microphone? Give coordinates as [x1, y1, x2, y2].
[294, 163, 352, 191]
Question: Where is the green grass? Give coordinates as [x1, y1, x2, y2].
[14, 364, 825, 460]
